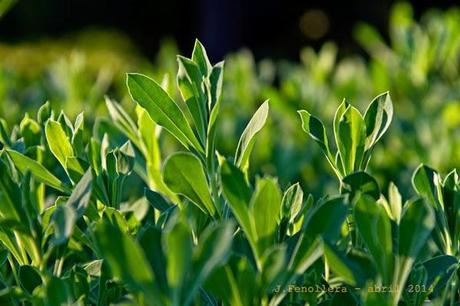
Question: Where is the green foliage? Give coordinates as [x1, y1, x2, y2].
[163, 152, 216, 216]
[0, 17, 458, 305]
[299, 91, 393, 179]
[127, 73, 203, 153]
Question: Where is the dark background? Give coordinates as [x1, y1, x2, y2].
[0, 0, 457, 61]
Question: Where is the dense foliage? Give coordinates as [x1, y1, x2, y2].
[0, 3, 458, 306]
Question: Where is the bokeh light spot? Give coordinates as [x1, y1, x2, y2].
[299, 9, 330, 40]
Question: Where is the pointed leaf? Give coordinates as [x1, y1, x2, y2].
[299, 109, 332, 157]
[185, 222, 234, 304]
[177, 55, 207, 142]
[412, 164, 438, 205]
[235, 101, 269, 171]
[398, 199, 435, 259]
[163, 152, 215, 216]
[281, 182, 304, 222]
[220, 160, 258, 257]
[192, 39, 212, 76]
[354, 194, 393, 284]
[66, 170, 92, 217]
[127, 73, 203, 152]
[393, 198, 435, 304]
[6, 149, 69, 193]
[45, 119, 75, 169]
[105, 97, 139, 144]
[163, 216, 192, 302]
[387, 182, 402, 224]
[290, 197, 347, 273]
[52, 205, 77, 245]
[209, 61, 224, 111]
[250, 177, 282, 252]
[337, 105, 366, 173]
[145, 189, 173, 212]
[94, 221, 161, 301]
[364, 92, 393, 149]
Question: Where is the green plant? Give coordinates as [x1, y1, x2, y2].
[297, 94, 458, 306]
[0, 40, 458, 306]
[298, 92, 393, 180]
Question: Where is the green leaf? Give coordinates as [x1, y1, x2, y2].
[45, 119, 75, 168]
[387, 182, 402, 223]
[0, 249, 8, 266]
[185, 222, 234, 305]
[0, 159, 22, 221]
[289, 196, 348, 273]
[65, 156, 85, 182]
[94, 221, 161, 302]
[299, 109, 331, 157]
[443, 169, 458, 189]
[209, 61, 224, 111]
[136, 105, 175, 199]
[105, 97, 139, 146]
[66, 170, 92, 217]
[127, 73, 203, 153]
[72, 112, 85, 157]
[57, 111, 73, 137]
[354, 194, 393, 284]
[45, 119, 84, 181]
[88, 138, 102, 176]
[342, 171, 381, 200]
[235, 101, 269, 172]
[323, 241, 359, 286]
[332, 100, 348, 176]
[0, 118, 11, 147]
[261, 245, 286, 289]
[6, 149, 69, 193]
[364, 92, 393, 149]
[19, 114, 41, 147]
[136, 104, 158, 160]
[398, 198, 435, 259]
[220, 161, 256, 245]
[304, 196, 348, 241]
[163, 216, 192, 303]
[422, 255, 458, 296]
[234, 257, 257, 306]
[192, 39, 212, 77]
[102, 207, 129, 233]
[412, 164, 438, 205]
[18, 265, 41, 295]
[333, 99, 349, 142]
[298, 109, 339, 177]
[250, 177, 281, 252]
[117, 141, 135, 175]
[205, 266, 243, 306]
[46, 277, 72, 306]
[52, 205, 76, 245]
[138, 226, 168, 295]
[37, 101, 52, 124]
[281, 182, 304, 222]
[336, 105, 366, 174]
[163, 152, 215, 216]
[145, 188, 173, 212]
[394, 198, 435, 304]
[177, 55, 207, 142]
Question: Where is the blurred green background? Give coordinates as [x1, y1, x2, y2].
[0, 1, 458, 198]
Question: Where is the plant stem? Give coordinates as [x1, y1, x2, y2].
[7, 255, 20, 286]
